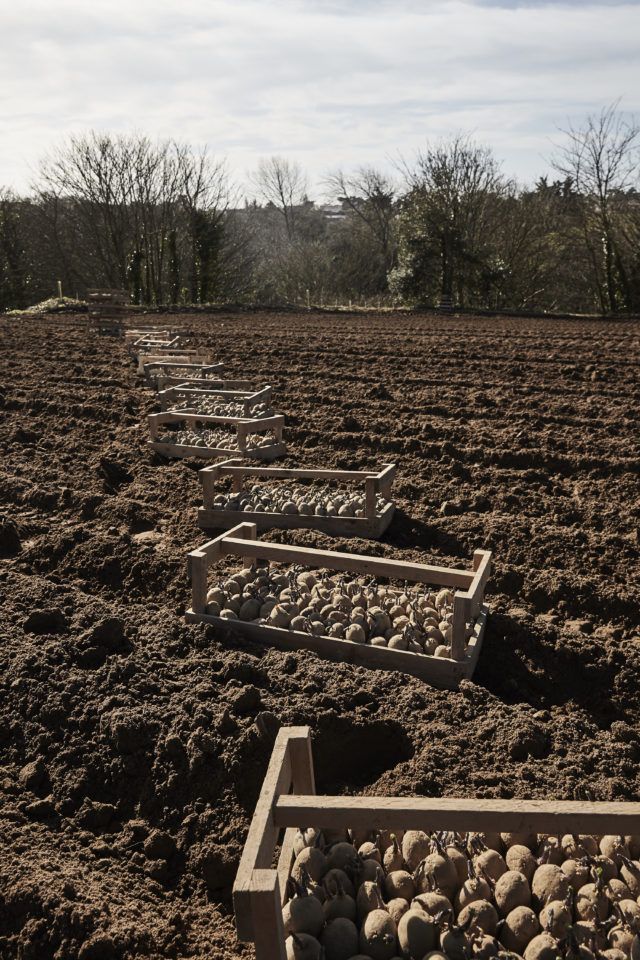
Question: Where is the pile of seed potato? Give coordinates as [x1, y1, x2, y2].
[283, 829, 640, 960]
[158, 427, 278, 450]
[204, 566, 472, 658]
[170, 395, 273, 418]
[211, 483, 389, 518]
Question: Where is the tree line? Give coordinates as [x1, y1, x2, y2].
[1, 104, 639, 315]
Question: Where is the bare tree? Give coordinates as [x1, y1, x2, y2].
[249, 156, 308, 240]
[323, 166, 397, 274]
[33, 132, 233, 304]
[551, 101, 640, 313]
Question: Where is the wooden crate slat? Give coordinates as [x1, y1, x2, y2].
[149, 440, 287, 461]
[273, 794, 640, 835]
[233, 725, 312, 942]
[197, 500, 395, 539]
[185, 609, 481, 686]
[220, 536, 474, 587]
[155, 375, 245, 391]
[250, 871, 287, 960]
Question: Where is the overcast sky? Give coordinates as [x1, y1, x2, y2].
[2, 0, 639, 199]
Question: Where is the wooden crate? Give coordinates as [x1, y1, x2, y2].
[154, 375, 249, 392]
[197, 460, 395, 538]
[186, 521, 490, 685]
[148, 412, 286, 460]
[125, 327, 175, 341]
[137, 352, 208, 375]
[233, 726, 640, 958]
[159, 384, 273, 414]
[131, 333, 182, 352]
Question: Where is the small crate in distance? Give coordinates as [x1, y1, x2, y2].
[155, 375, 249, 392]
[138, 353, 213, 376]
[87, 288, 130, 335]
[131, 333, 182, 352]
[160, 383, 273, 416]
[233, 726, 640, 959]
[125, 326, 176, 342]
[197, 460, 396, 539]
[185, 521, 491, 687]
[148, 412, 286, 460]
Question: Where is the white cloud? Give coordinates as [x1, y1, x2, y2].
[1, 0, 639, 195]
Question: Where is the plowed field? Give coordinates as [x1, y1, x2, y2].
[1, 310, 639, 960]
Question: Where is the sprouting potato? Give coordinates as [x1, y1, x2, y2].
[506, 844, 537, 882]
[610, 926, 636, 955]
[619, 859, 640, 896]
[358, 909, 397, 960]
[523, 933, 558, 960]
[605, 877, 632, 902]
[456, 899, 499, 936]
[356, 880, 383, 923]
[594, 855, 619, 883]
[561, 834, 598, 859]
[285, 931, 323, 960]
[575, 882, 609, 921]
[446, 846, 470, 887]
[397, 906, 437, 957]
[402, 831, 431, 872]
[292, 847, 328, 885]
[283, 885, 325, 937]
[601, 836, 630, 867]
[473, 849, 507, 884]
[493, 870, 531, 916]
[383, 837, 404, 874]
[530, 863, 569, 910]
[454, 871, 492, 912]
[327, 842, 359, 873]
[384, 869, 415, 901]
[321, 916, 359, 960]
[412, 891, 453, 917]
[617, 900, 640, 925]
[386, 897, 410, 925]
[323, 868, 355, 898]
[561, 857, 590, 888]
[500, 905, 539, 953]
[536, 836, 564, 866]
[539, 899, 572, 938]
[294, 828, 321, 857]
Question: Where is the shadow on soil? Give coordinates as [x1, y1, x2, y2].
[312, 718, 415, 793]
[383, 509, 468, 556]
[474, 612, 625, 727]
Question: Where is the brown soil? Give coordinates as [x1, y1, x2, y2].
[1, 310, 639, 960]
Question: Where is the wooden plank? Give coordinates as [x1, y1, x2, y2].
[276, 830, 298, 909]
[148, 440, 287, 461]
[220, 537, 474, 588]
[451, 591, 469, 661]
[463, 603, 489, 677]
[468, 550, 492, 616]
[185, 610, 468, 689]
[233, 727, 311, 942]
[217, 465, 385, 481]
[250, 871, 287, 960]
[189, 553, 208, 614]
[197, 502, 394, 539]
[273, 795, 640, 836]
